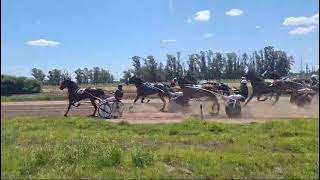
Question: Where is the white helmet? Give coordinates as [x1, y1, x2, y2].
[241, 76, 246, 80]
[311, 74, 318, 80]
[241, 79, 248, 84]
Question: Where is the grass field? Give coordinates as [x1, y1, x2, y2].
[1, 117, 319, 179]
[1, 81, 245, 102]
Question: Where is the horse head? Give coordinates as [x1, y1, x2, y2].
[59, 78, 79, 91]
[127, 76, 143, 86]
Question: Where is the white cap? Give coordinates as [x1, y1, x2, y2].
[241, 80, 248, 84]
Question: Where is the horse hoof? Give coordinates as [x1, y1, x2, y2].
[64, 114, 68, 117]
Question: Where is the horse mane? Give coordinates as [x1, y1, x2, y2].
[64, 79, 80, 90]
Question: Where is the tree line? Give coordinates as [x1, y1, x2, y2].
[28, 46, 319, 85]
[31, 67, 114, 85]
[122, 46, 304, 82]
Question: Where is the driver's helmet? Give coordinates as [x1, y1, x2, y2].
[311, 74, 318, 80]
[241, 76, 246, 80]
[240, 79, 248, 84]
[118, 84, 123, 90]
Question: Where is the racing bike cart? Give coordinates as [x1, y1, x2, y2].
[221, 94, 245, 118]
[97, 96, 124, 119]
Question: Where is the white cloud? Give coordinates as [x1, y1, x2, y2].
[194, 10, 211, 21]
[283, 13, 319, 26]
[283, 13, 319, 36]
[226, 9, 244, 16]
[161, 39, 177, 43]
[26, 39, 61, 47]
[255, 26, 261, 29]
[289, 26, 317, 35]
[202, 33, 213, 39]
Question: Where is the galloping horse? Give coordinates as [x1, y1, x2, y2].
[59, 78, 106, 117]
[126, 76, 168, 111]
[243, 71, 285, 106]
[243, 71, 314, 107]
[171, 76, 220, 116]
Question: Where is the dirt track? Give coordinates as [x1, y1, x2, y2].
[1, 96, 319, 124]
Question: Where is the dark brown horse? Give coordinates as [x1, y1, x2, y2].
[171, 76, 220, 116]
[243, 71, 315, 107]
[126, 76, 167, 111]
[59, 78, 106, 117]
[243, 71, 286, 106]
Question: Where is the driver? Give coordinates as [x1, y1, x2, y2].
[170, 78, 177, 87]
[107, 84, 124, 102]
[114, 84, 124, 101]
[239, 77, 249, 99]
[310, 74, 319, 86]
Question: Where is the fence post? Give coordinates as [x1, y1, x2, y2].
[200, 104, 204, 120]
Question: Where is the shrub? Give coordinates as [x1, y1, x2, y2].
[96, 144, 123, 167]
[1, 75, 41, 95]
[131, 146, 154, 168]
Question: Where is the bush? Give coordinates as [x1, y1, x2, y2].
[96, 144, 123, 167]
[1, 75, 41, 95]
[131, 146, 154, 168]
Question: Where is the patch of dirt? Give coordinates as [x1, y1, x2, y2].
[1, 96, 319, 124]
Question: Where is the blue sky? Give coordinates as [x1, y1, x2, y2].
[1, 0, 319, 80]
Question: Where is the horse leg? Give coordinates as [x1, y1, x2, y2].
[159, 93, 166, 112]
[272, 93, 281, 106]
[244, 93, 255, 107]
[141, 95, 146, 103]
[90, 99, 97, 116]
[64, 103, 72, 117]
[134, 94, 140, 103]
[257, 95, 268, 101]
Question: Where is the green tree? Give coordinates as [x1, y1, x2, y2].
[74, 68, 84, 84]
[47, 69, 62, 85]
[132, 56, 142, 77]
[121, 69, 134, 82]
[31, 68, 46, 83]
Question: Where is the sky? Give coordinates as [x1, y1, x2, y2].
[1, 0, 319, 80]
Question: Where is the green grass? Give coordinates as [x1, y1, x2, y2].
[1, 117, 319, 179]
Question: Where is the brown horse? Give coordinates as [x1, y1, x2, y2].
[171, 76, 220, 116]
[59, 78, 106, 117]
[243, 71, 315, 107]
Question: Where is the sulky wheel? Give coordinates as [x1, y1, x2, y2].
[98, 102, 112, 119]
[225, 100, 241, 118]
[111, 101, 124, 118]
[296, 95, 311, 107]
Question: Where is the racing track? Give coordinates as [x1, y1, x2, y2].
[1, 96, 319, 124]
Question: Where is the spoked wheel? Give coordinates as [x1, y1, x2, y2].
[98, 102, 112, 119]
[210, 101, 220, 117]
[111, 101, 124, 118]
[225, 100, 241, 118]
